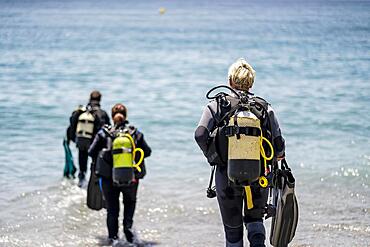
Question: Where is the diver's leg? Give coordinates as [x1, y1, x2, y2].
[122, 181, 139, 242]
[101, 178, 120, 239]
[78, 149, 88, 180]
[244, 183, 269, 247]
[215, 166, 244, 247]
[246, 221, 266, 247]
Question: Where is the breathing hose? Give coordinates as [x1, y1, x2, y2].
[259, 129, 274, 188]
[206, 85, 241, 100]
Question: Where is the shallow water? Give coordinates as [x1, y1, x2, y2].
[0, 0, 369, 246]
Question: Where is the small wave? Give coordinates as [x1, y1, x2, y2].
[313, 223, 370, 234]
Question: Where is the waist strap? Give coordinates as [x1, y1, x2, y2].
[224, 126, 261, 137]
[78, 120, 94, 124]
[112, 148, 132, 154]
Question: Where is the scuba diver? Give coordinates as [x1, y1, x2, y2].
[88, 103, 151, 244]
[67, 90, 110, 187]
[194, 58, 287, 247]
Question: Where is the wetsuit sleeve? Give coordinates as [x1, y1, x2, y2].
[66, 126, 72, 143]
[136, 132, 152, 158]
[194, 102, 217, 154]
[194, 100, 222, 165]
[88, 130, 107, 161]
[68, 110, 80, 142]
[93, 119, 99, 137]
[267, 105, 285, 158]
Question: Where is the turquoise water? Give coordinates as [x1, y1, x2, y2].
[0, 0, 369, 246]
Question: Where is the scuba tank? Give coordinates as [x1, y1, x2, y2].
[112, 130, 144, 186]
[226, 109, 262, 185]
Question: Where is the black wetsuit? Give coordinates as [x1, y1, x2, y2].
[68, 100, 110, 180]
[88, 123, 151, 240]
[195, 92, 285, 247]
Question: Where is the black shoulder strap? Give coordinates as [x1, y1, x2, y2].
[127, 125, 138, 136]
[214, 96, 241, 127]
[87, 105, 97, 114]
[250, 96, 268, 116]
[89, 106, 107, 128]
[101, 125, 112, 136]
[207, 104, 219, 123]
[248, 96, 271, 132]
[252, 96, 269, 110]
[73, 105, 86, 116]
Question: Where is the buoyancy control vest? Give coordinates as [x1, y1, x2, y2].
[75, 106, 97, 150]
[211, 90, 274, 186]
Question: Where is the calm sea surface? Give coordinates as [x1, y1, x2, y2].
[0, 0, 369, 246]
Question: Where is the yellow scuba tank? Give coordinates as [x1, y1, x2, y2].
[226, 110, 262, 185]
[112, 131, 144, 186]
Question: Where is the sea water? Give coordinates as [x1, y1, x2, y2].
[0, 0, 369, 246]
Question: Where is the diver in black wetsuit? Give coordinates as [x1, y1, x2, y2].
[67, 90, 110, 186]
[194, 58, 285, 247]
[88, 103, 151, 244]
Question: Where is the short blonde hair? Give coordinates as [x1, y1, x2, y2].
[228, 58, 256, 91]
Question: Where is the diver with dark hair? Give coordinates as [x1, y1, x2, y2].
[195, 58, 288, 247]
[67, 90, 110, 187]
[88, 103, 151, 244]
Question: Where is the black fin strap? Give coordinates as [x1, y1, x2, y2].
[208, 166, 215, 189]
[281, 159, 291, 171]
[206, 166, 217, 198]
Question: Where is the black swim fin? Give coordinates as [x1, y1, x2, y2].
[270, 159, 298, 247]
[87, 163, 106, 210]
[63, 138, 76, 178]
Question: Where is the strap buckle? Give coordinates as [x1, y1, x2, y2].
[234, 125, 240, 135]
[224, 125, 241, 137]
[224, 126, 233, 137]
